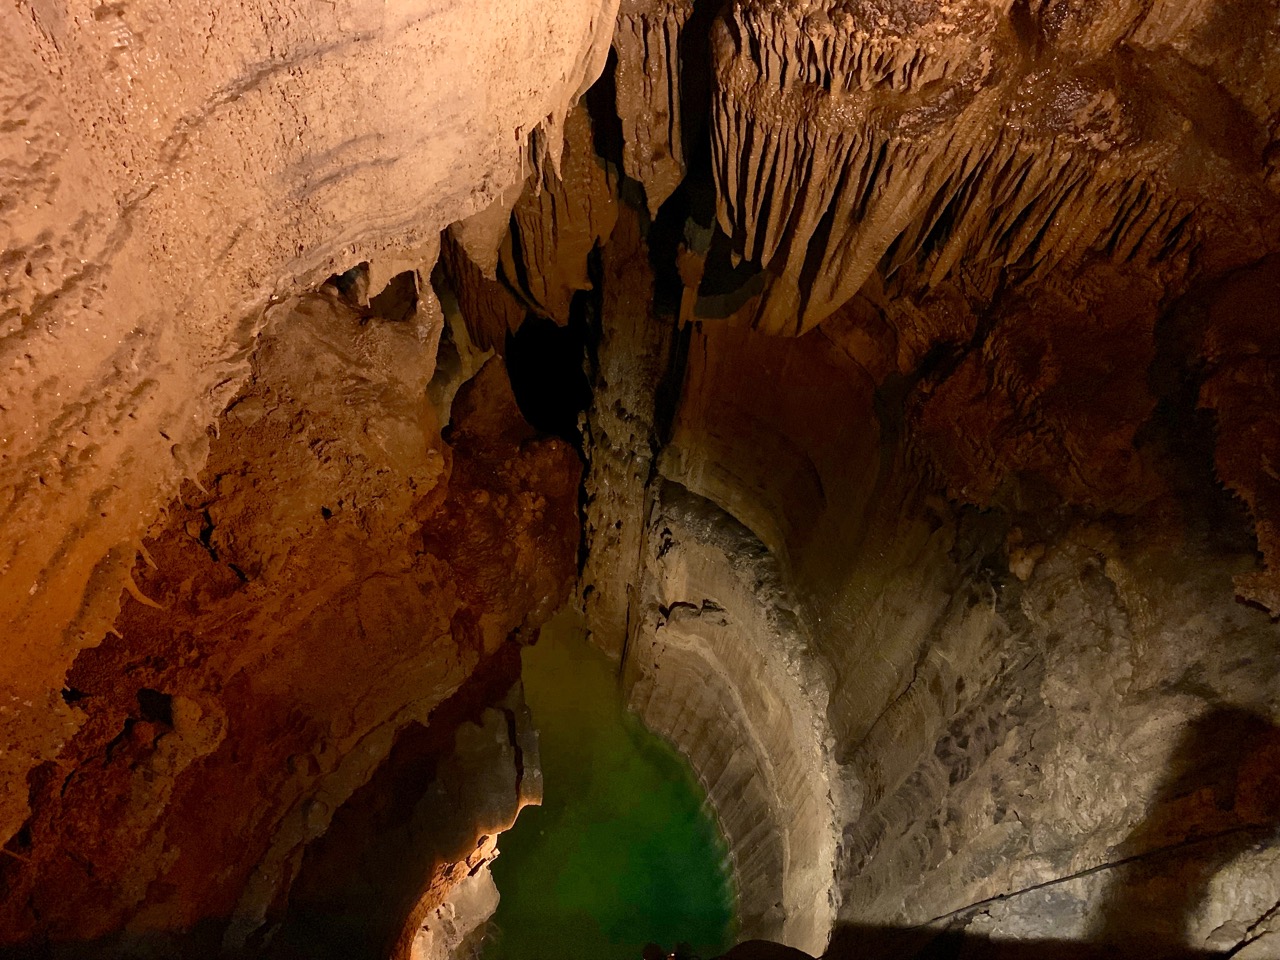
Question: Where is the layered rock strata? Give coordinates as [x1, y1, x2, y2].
[603, 277, 1280, 958]
[625, 482, 840, 953]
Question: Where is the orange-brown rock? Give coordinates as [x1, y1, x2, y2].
[0, 291, 580, 950]
[613, 0, 697, 215]
[441, 230, 530, 355]
[498, 105, 620, 324]
[908, 265, 1164, 512]
[0, 0, 617, 846]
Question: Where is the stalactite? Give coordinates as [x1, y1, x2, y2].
[499, 105, 620, 324]
[707, 0, 1274, 335]
[613, 0, 697, 214]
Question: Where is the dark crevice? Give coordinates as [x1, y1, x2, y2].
[328, 262, 370, 305]
[366, 270, 418, 323]
[1135, 284, 1258, 555]
[501, 707, 525, 798]
[137, 688, 173, 727]
[503, 301, 593, 447]
[585, 46, 625, 170]
[498, 215, 537, 314]
[678, 0, 721, 160]
[694, 229, 765, 318]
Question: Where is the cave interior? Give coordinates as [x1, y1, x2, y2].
[2, 0, 1280, 958]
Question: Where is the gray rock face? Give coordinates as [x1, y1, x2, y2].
[626, 481, 841, 953]
[598, 404, 1280, 958]
[837, 525, 1280, 953]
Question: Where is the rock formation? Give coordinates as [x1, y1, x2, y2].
[0, 0, 615, 851]
[0, 281, 580, 953]
[3, 0, 1280, 956]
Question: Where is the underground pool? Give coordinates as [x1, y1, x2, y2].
[482, 609, 737, 960]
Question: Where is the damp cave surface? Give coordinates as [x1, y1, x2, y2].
[483, 609, 736, 960]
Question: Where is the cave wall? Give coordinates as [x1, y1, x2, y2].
[0, 282, 581, 952]
[624, 481, 841, 953]
[614, 286, 1280, 957]
[837, 518, 1280, 954]
[1, 1, 621, 948]
[6, 0, 1280, 954]
[0, 0, 617, 848]
[709, 0, 1279, 337]
[267, 676, 544, 960]
[578, 0, 1280, 954]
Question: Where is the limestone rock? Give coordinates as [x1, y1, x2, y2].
[6, 0, 1280, 955]
[614, 0, 697, 215]
[708, 0, 1279, 335]
[626, 482, 840, 954]
[499, 104, 620, 324]
[0, 0, 617, 845]
[0, 295, 580, 949]
[580, 208, 674, 656]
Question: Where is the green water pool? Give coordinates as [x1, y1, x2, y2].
[482, 609, 737, 960]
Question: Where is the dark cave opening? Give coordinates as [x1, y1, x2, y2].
[368, 271, 419, 324]
[503, 301, 593, 444]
